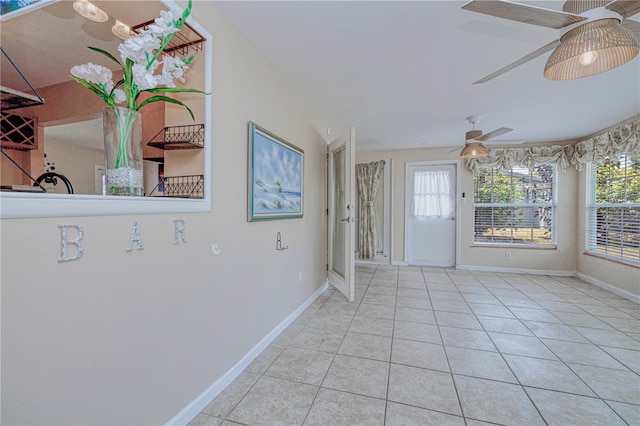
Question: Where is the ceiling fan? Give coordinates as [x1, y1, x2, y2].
[462, 0, 640, 83]
[453, 115, 515, 158]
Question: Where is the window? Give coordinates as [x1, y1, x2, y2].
[587, 154, 640, 265]
[474, 164, 555, 246]
[413, 170, 454, 218]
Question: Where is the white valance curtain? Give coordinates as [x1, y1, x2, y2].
[413, 171, 454, 219]
[464, 118, 640, 172]
[356, 160, 385, 260]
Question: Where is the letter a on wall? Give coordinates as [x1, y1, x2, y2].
[126, 221, 144, 252]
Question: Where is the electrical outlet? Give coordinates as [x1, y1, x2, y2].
[505, 251, 512, 260]
[299, 270, 303, 283]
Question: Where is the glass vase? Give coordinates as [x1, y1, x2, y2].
[103, 106, 144, 196]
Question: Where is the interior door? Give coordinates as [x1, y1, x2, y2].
[328, 127, 356, 301]
[405, 163, 457, 267]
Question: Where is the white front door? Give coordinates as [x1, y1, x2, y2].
[328, 128, 356, 301]
[405, 163, 457, 267]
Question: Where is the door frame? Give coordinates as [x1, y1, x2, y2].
[404, 160, 462, 267]
[327, 128, 356, 301]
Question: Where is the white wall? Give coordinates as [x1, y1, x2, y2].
[357, 147, 578, 274]
[0, 3, 328, 425]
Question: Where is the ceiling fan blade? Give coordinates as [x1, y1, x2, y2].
[476, 127, 513, 141]
[473, 39, 560, 84]
[622, 18, 640, 38]
[606, 0, 640, 18]
[461, 0, 586, 29]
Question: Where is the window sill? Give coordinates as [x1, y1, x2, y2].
[0, 192, 210, 219]
[470, 243, 557, 250]
[583, 252, 640, 269]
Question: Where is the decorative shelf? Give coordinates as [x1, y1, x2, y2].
[148, 174, 204, 198]
[147, 124, 204, 150]
[1, 86, 45, 110]
[1, 47, 45, 111]
[143, 156, 165, 163]
[131, 21, 205, 57]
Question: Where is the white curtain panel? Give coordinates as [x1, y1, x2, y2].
[356, 160, 385, 260]
[413, 170, 454, 218]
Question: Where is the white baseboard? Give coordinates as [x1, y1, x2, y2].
[456, 264, 575, 276]
[458, 265, 639, 303]
[355, 259, 390, 265]
[391, 261, 408, 266]
[166, 280, 329, 426]
[575, 272, 640, 304]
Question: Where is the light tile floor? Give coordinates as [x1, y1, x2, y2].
[190, 265, 640, 425]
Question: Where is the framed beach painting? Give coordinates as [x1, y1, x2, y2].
[248, 122, 304, 221]
[1, 0, 55, 19]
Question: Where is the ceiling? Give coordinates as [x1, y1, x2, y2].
[1, 1, 168, 149]
[1, 0, 639, 152]
[1, 1, 166, 90]
[213, 0, 640, 151]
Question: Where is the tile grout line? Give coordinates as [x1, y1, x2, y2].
[382, 264, 400, 425]
[191, 267, 639, 426]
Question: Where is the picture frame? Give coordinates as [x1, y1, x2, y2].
[248, 122, 304, 221]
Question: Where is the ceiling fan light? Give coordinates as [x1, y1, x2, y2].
[73, 0, 109, 23]
[578, 50, 597, 65]
[544, 19, 639, 80]
[460, 142, 489, 159]
[112, 20, 131, 40]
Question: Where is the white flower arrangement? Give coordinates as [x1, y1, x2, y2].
[70, 0, 204, 117]
[70, 0, 206, 185]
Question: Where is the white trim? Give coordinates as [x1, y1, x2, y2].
[585, 161, 640, 267]
[453, 265, 639, 303]
[455, 162, 462, 267]
[388, 158, 395, 262]
[166, 280, 329, 426]
[456, 264, 574, 276]
[0, 192, 211, 218]
[392, 260, 409, 266]
[470, 244, 557, 250]
[576, 272, 640, 304]
[382, 159, 392, 262]
[355, 258, 388, 265]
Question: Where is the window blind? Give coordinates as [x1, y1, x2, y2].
[473, 164, 555, 246]
[587, 154, 640, 265]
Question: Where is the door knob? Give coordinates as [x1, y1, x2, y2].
[340, 217, 352, 223]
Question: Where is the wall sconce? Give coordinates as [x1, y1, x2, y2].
[73, 0, 108, 23]
[112, 20, 131, 40]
